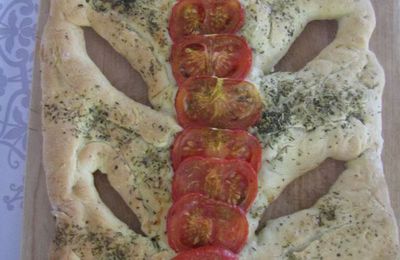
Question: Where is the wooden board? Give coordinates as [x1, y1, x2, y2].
[21, 1, 400, 259]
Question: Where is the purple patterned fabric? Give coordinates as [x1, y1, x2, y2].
[0, 0, 38, 258]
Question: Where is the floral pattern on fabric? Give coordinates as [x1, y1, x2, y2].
[0, 0, 38, 259]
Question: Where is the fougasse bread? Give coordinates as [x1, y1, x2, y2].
[40, 0, 399, 259]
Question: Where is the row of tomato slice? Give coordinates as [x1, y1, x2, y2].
[166, 0, 263, 259]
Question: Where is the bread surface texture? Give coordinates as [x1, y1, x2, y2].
[41, 0, 399, 259]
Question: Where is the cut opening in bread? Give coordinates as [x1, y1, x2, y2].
[275, 20, 338, 72]
[94, 170, 146, 236]
[256, 159, 345, 233]
[84, 28, 150, 106]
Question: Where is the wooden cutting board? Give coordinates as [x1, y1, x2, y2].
[21, 0, 400, 259]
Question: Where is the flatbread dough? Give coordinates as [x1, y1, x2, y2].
[40, 0, 399, 259]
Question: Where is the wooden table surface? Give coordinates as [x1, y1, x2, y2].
[21, 0, 400, 259]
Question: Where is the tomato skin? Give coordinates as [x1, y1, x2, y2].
[172, 157, 258, 211]
[173, 246, 239, 260]
[171, 35, 252, 84]
[169, 0, 245, 42]
[171, 128, 262, 171]
[175, 77, 262, 130]
[167, 193, 248, 253]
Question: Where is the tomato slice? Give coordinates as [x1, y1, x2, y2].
[171, 35, 252, 84]
[169, 0, 245, 41]
[171, 128, 262, 171]
[175, 77, 262, 130]
[172, 157, 258, 211]
[167, 193, 248, 253]
[173, 246, 239, 260]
